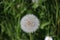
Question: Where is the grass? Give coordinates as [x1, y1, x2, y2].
[0, 0, 60, 40]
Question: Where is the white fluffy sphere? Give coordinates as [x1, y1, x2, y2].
[44, 36, 53, 40]
[20, 14, 39, 33]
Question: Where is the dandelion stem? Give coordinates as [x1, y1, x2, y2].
[55, 0, 59, 39]
[29, 33, 32, 40]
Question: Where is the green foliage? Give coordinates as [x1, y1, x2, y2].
[0, 0, 60, 40]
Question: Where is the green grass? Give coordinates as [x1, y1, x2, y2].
[0, 0, 60, 40]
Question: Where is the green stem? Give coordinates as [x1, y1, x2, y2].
[55, 0, 59, 39]
[55, 0, 59, 20]
[29, 33, 32, 40]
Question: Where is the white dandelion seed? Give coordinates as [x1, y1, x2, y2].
[20, 14, 39, 33]
[44, 36, 53, 40]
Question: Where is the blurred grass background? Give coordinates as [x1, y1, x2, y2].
[0, 0, 60, 40]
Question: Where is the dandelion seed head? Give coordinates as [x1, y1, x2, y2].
[45, 36, 53, 40]
[20, 14, 39, 33]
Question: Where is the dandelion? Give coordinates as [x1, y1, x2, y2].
[20, 14, 39, 33]
[44, 36, 53, 40]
